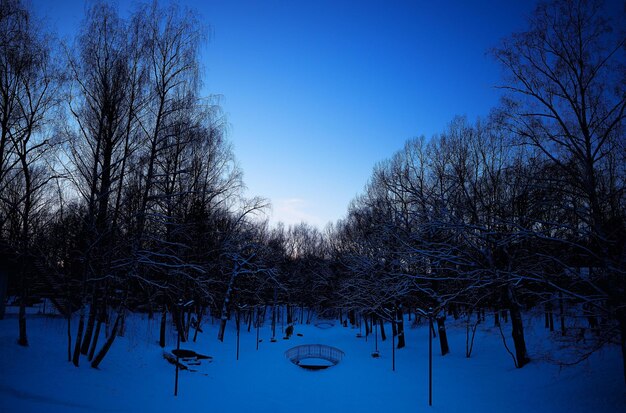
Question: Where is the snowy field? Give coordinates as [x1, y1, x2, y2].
[0, 310, 624, 413]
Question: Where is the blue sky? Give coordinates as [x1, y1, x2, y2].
[33, 0, 537, 228]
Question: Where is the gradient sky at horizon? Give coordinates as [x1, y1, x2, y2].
[32, 0, 538, 228]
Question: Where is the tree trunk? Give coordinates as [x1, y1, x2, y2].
[91, 313, 121, 369]
[185, 308, 192, 340]
[396, 305, 406, 349]
[247, 309, 253, 332]
[80, 296, 97, 354]
[117, 309, 126, 337]
[193, 307, 203, 342]
[67, 311, 72, 362]
[281, 305, 285, 333]
[349, 309, 356, 326]
[374, 318, 379, 352]
[159, 305, 167, 348]
[466, 313, 480, 358]
[72, 309, 85, 366]
[88, 318, 102, 361]
[379, 318, 386, 341]
[18, 296, 27, 346]
[548, 303, 554, 331]
[236, 309, 240, 361]
[287, 304, 293, 325]
[508, 287, 529, 368]
[174, 305, 186, 343]
[218, 264, 239, 342]
[271, 288, 277, 340]
[436, 316, 449, 356]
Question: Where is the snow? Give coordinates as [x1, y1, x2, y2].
[296, 358, 335, 368]
[0, 310, 624, 412]
[297, 357, 334, 365]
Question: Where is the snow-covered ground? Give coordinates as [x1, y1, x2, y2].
[0, 309, 624, 412]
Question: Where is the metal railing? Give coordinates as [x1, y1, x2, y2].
[285, 344, 345, 365]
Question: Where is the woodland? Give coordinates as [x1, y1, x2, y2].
[0, 0, 625, 389]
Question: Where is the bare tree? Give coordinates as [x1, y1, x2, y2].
[64, 0, 147, 366]
[0, 0, 59, 346]
[493, 0, 626, 380]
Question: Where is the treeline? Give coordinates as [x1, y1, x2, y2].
[0, 0, 281, 367]
[0, 1, 336, 370]
[328, 0, 625, 379]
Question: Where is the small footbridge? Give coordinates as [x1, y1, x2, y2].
[285, 344, 344, 370]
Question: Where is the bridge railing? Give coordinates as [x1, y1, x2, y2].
[285, 344, 345, 365]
